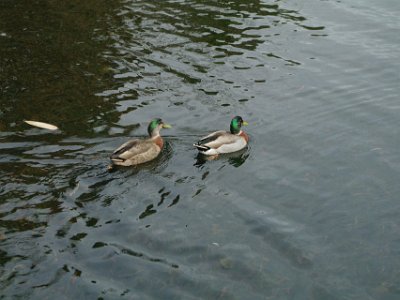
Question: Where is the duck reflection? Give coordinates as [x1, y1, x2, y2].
[194, 147, 250, 168]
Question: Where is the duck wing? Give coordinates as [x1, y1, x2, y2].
[110, 139, 154, 162]
[195, 131, 239, 150]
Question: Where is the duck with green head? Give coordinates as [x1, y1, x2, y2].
[193, 116, 249, 156]
[109, 118, 171, 167]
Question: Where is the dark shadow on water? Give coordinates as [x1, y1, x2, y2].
[0, 0, 124, 134]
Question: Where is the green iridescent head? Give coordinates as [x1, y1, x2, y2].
[147, 118, 171, 137]
[230, 116, 248, 134]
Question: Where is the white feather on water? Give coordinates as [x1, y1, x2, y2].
[24, 120, 59, 131]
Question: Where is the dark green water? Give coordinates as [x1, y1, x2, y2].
[1, 0, 400, 299]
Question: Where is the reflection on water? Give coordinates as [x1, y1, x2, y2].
[1, 0, 400, 299]
[0, 0, 122, 133]
[194, 147, 250, 168]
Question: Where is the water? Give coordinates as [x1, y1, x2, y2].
[1, 0, 400, 299]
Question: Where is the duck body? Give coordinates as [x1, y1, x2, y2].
[194, 116, 249, 156]
[109, 118, 170, 167]
[110, 136, 164, 166]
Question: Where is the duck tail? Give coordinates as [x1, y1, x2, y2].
[193, 144, 210, 151]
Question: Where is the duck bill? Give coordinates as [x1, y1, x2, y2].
[162, 123, 172, 129]
[242, 121, 249, 126]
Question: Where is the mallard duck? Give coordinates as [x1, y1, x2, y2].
[109, 118, 171, 167]
[193, 116, 249, 156]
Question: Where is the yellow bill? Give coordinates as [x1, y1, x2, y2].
[162, 123, 172, 129]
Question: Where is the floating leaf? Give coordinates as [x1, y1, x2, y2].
[24, 120, 59, 131]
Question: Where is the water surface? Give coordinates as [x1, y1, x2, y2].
[1, 0, 400, 299]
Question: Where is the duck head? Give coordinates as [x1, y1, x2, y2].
[230, 116, 248, 134]
[147, 118, 171, 137]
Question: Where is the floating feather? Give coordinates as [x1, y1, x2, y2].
[24, 120, 59, 131]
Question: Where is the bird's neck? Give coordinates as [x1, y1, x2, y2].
[152, 135, 164, 149]
[239, 130, 249, 142]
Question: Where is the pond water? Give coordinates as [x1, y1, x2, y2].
[1, 0, 400, 299]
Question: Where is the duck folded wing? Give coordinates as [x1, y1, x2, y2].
[197, 131, 227, 145]
[110, 140, 154, 161]
[197, 131, 240, 148]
